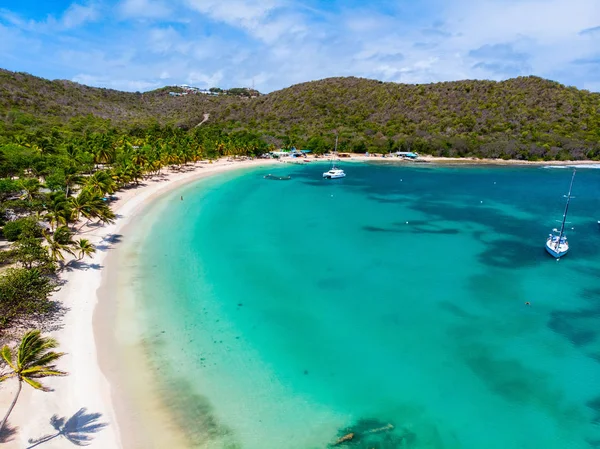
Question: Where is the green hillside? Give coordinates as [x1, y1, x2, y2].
[1, 69, 600, 159]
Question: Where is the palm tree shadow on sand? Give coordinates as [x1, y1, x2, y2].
[27, 408, 108, 448]
[0, 422, 17, 443]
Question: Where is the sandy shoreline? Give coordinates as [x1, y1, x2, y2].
[329, 154, 600, 166]
[1, 158, 278, 449]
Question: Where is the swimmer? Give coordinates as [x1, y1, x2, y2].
[525, 301, 531, 306]
[180, 196, 183, 201]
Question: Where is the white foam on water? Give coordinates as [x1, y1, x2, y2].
[543, 164, 600, 169]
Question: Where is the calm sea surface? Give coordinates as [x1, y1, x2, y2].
[119, 162, 600, 449]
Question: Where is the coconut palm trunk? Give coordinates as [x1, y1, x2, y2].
[0, 330, 67, 434]
[0, 380, 21, 434]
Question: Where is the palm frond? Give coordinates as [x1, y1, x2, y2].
[0, 346, 16, 371]
[0, 372, 17, 382]
[22, 376, 46, 391]
[22, 367, 67, 378]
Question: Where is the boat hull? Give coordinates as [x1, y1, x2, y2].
[545, 238, 568, 258]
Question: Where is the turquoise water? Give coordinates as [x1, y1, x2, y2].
[123, 163, 600, 449]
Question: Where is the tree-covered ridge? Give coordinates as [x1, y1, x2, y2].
[1, 69, 600, 159]
[0, 69, 240, 134]
[230, 76, 600, 159]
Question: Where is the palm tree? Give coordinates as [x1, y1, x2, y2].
[62, 165, 84, 198]
[84, 171, 116, 196]
[69, 190, 115, 230]
[73, 239, 96, 260]
[43, 192, 72, 231]
[43, 231, 75, 264]
[0, 330, 67, 434]
[18, 178, 43, 202]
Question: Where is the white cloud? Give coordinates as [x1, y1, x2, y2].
[61, 3, 99, 29]
[187, 69, 224, 87]
[72, 73, 160, 91]
[185, 0, 280, 27]
[0, 2, 99, 32]
[148, 27, 193, 54]
[184, 0, 300, 43]
[119, 0, 171, 19]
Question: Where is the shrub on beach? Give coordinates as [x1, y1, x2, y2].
[0, 268, 58, 329]
[2, 217, 41, 241]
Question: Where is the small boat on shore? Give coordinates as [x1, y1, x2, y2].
[545, 169, 576, 258]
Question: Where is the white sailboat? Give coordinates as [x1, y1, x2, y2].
[545, 169, 576, 258]
[323, 135, 346, 179]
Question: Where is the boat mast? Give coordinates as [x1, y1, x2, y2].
[332, 134, 339, 169]
[557, 169, 576, 241]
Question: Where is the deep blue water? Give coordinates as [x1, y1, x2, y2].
[121, 162, 600, 449]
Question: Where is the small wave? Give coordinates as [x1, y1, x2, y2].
[567, 164, 600, 169]
[543, 164, 600, 169]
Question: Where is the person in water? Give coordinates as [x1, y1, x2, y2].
[180, 196, 183, 201]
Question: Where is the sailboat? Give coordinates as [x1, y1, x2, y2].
[545, 169, 576, 258]
[322, 135, 346, 179]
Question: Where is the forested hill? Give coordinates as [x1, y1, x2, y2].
[1, 69, 600, 160]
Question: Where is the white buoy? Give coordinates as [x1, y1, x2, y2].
[480, 201, 483, 203]
[406, 221, 409, 224]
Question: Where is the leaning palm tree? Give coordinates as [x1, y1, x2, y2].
[0, 330, 67, 434]
[44, 192, 72, 231]
[73, 239, 96, 260]
[84, 171, 116, 196]
[43, 231, 75, 264]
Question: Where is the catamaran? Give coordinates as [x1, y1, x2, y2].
[545, 169, 576, 258]
[323, 135, 346, 179]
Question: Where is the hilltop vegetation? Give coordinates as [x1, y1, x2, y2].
[1, 69, 600, 159]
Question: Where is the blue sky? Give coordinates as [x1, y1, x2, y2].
[0, 0, 599, 92]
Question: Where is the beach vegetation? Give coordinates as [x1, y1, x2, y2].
[2, 217, 41, 241]
[12, 234, 55, 273]
[43, 230, 75, 264]
[73, 239, 96, 260]
[0, 330, 67, 434]
[0, 268, 57, 329]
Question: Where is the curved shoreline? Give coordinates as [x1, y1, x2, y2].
[5, 159, 277, 449]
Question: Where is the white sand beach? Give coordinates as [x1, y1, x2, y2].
[0, 158, 278, 449]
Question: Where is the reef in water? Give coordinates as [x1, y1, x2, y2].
[330, 418, 416, 449]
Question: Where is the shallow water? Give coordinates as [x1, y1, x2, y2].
[120, 163, 600, 449]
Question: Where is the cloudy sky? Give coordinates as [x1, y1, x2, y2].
[0, 0, 599, 92]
